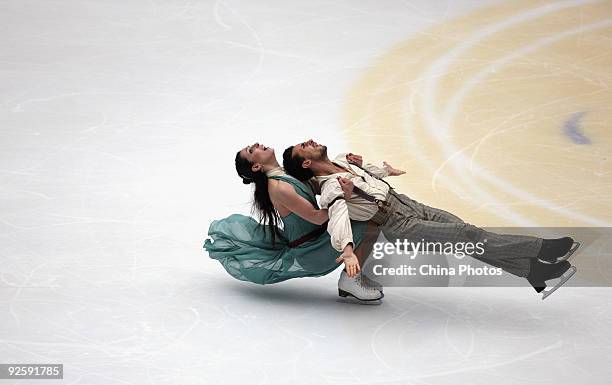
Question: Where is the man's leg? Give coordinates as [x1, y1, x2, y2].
[381, 208, 541, 278]
[392, 191, 464, 223]
[378, 193, 576, 297]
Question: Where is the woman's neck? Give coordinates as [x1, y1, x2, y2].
[262, 160, 280, 171]
[262, 159, 283, 176]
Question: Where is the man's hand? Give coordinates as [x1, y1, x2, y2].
[335, 244, 360, 278]
[337, 176, 354, 199]
[346, 153, 363, 167]
[383, 161, 406, 176]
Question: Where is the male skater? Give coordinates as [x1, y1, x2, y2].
[283, 139, 579, 300]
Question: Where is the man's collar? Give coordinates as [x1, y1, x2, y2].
[313, 165, 353, 180]
[312, 153, 355, 180]
[314, 173, 336, 180]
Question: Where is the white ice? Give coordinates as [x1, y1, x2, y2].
[1, 1, 611, 384]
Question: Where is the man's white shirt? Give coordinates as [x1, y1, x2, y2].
[314, 153, 390, 252]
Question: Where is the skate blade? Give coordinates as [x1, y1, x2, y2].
[557, 242, 580, 262]
[541, 266, 577, 300]
[336, 296, 383, 306]
[337, 289, 383, 305]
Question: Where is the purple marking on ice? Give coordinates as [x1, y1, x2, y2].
[563, 111, 591, 144]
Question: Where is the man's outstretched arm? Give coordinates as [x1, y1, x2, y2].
[345, 153, 405, 178]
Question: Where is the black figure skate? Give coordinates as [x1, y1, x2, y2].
[527, 260, 577, 300]
[537, 237, 580, 264]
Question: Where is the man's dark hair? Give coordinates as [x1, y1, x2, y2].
[283, 145, 314, 181]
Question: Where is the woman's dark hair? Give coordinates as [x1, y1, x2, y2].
[282, 146, 314, 181]
[235, 151, 283, 244]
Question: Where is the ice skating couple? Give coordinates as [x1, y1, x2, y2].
[204, 139, 580, 302]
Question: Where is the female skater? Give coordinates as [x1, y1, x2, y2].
[204, 142, 383, 302]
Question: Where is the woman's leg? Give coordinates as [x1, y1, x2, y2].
[353, 221, 384, 291]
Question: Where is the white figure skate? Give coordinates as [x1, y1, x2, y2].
[337, 270, 383, 304]
[358, 271, 384, 293]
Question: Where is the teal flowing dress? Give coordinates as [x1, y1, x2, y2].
[204, 175, 367, 284]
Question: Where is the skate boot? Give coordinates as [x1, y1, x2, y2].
[338, 270, 383, 304]
[527, 260, 577, 300]
[361, 273, 384, 294]
[537, 237, 580, 264]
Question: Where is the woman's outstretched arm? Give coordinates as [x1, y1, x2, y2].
[270, 178, 355, 225]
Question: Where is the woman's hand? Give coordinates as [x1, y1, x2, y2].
[335, 244, 360, 278]
[383, 161, 406, 176]
[337, 176, 354, 199]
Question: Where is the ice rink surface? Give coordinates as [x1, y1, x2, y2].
[1, 0, 611, 384]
